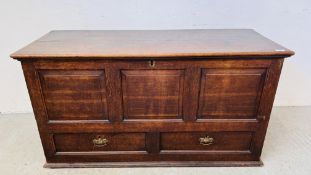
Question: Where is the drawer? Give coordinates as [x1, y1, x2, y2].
[49, 131, 256, 163]
[53, 133, 146, 152]
[161, 132, 253, 151]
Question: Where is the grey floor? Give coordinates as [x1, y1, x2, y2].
[0, 106, 311, 175]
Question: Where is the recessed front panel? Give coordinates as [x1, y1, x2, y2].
[198, 69, 266, 119]
[39, 70, 108, 120]
[121, 70, 184, 119]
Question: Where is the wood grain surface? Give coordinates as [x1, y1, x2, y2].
[11, 29, 294, 59]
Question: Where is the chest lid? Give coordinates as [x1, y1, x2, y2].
[11, 29, 294, 60]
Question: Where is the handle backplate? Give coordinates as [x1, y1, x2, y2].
[199, 136, 214, 146]
[93, 136, 109, 147]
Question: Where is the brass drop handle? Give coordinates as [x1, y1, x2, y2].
[199, 136, 214, 146]
[93, 136, 108, 147]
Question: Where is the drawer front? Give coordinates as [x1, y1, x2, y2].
[161, 132, 253, 151]
[48, 131, 256, 163]
[53, 133, 146, 152]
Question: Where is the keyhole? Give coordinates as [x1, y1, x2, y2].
[149, 60, 156, 68]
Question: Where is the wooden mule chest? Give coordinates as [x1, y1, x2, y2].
[11, 29, 294, 167]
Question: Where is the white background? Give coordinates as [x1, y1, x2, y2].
[0, 0, 310, 113]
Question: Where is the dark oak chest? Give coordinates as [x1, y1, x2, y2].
[11, 29, 294, 167]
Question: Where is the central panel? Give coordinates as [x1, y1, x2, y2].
[121, 70, 185, 119]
